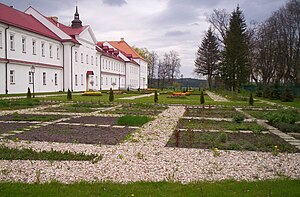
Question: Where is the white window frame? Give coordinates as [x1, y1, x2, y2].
[9, 33, 15, 51]
[32, 39, 36, 55]
[42, 72, 46, 85]
[57, 47, 60, 60]
[91, 56, 93, 65]
[75, 51, 78, 62]
[96, 57, 98, 66]
[81, 74, 83, 85]
[96, 76, 98, 86]
[10, 70, 15, 84]
[29, 71, 33, 84]
[75, 74, 78, 86]
[41, 42, 45, 57]
[81, 53, 83, 63]
[0, 31, 2, 48]
[86, 55, 88, 64]
[22, 36, 26, 53]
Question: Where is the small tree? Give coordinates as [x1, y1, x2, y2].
[109, 88, 114, 102]
[281, 87, 294, 102]
[249, 92, 254, 106]
[67, 89, 72, 100]
[27, 87, 32, 99]
[154, 90, 158, 103]
[200, 91, 205, 106]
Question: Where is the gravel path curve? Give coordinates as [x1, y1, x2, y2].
[206, 91, 229, 102]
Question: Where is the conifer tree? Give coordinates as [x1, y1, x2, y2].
[222, 6, 250, 91]
[249, 92, 254, 106]
[154, 90, 158, 103]
[27, 87, 32, 99]
[195, 27, 220, 90]
[109, 88, 114, 102]
[200, 91, 205, 105]
[67, 89, 72, 100]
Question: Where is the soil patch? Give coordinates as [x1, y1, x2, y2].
[10, 124, 134, 145]
[0, 123, 34, 134]
[184, 108, 244, 118]
[0, 114, 67, 122]
[64, 116, 117, 125]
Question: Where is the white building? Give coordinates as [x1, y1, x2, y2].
[0, 3, 147, 94]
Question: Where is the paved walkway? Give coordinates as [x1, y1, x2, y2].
[118, 93, 154, 100]
[206, 91, 229, 102]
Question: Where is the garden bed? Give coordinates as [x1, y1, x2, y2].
[105, 103, 167, 116]
[63, 116, 117, 125]
[0, 114, 67, 122]
[184, 108, 244, 118]
[44, 103, 112, 113]
[0, 123, 34, 134]
[177, 119, 267, 133]
[166, 130, 298, 152]
[0, 99, 41, 110]
[9, 124, 134, 145]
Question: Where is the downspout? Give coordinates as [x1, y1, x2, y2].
[99, 53, 103, 91]
[4, 25, 9, 94]
[62, 44, 65, 91]
[71, 44, 76, 92]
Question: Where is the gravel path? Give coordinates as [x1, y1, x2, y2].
[206, 91, 229, 102]
[0, 106, 300, 183]
[118, 93, 154, 100]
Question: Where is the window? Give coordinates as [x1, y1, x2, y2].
[9, 34, 15, 50]
[106, 77, 108, 85]
[91, 56, 93, 65]
[22, 37, 26, 53]
[41, 42, 45, 57]
[49, 45, 52, 58]
[81, 74, 83, 85]
[75, 51, 78, 62]
[43, 72, 46, 85]
[105, 60, 107, 69]
[0, 31, 2, 48]
[86, 55, 88, 64]
[81, 53, 83, 63]
[10, 70, 15, 84]
[54, 73, 58, 85]
[29, 72, 33, 84]
[101, 77, 103, 85]
[96, 76, 98, 86]
[96, 57, 98, 66]
[32, 39, 36, 55]
[57, 47, 60, 59]
[75, 74, 78, 86]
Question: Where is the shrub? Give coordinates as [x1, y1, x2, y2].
[67, 89, 72, 100]
[200, 91, 205, 105]
[266, 111, 296, 125]
[27, 87, 32, 99]
[243, 142, 257, 151]
[228, 143, 241, 150]
[233, 115, 245, 123]
[273, 122, 300, 133]
[281, 87, 294, 102]
[109, 88, 114, 102]
[82, 92, 102, 96]
[263, 86, 271, 98]
[218, 132, 227, 143]
[249, 92, 254, 106]
[154, 90, 158, 103]
[117, 115, 153, 126]
[270, 84, 281, 100]
[256, 84, 263, 97]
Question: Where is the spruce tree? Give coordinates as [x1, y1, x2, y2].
[154, 90, 158, 103]
[109, 88, 114, 102]
[27, 87, 32, 99]
[195, 27, 220, 90]
[222, 6, 250, 91]
[249, 92, 254, 106]
[67, 89, 72, 100]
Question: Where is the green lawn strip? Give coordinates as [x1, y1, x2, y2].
[259, 97, 300, 108]
[117, 115, 154, 126]
[0, 91, 68, 98]
[0, 146, 97, 161]
[167, 130, 297, 152]
[0, 99, 40, 110]
[10, 114, 62, 122]
[0, 179, 299, 197]
[184, 108, 244, 118]
[179, 119, 267, 133]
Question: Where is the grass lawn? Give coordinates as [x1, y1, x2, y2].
[104, 103, 167, 116]
[0, 146, 97, 161]
[166, 130, 298, 152]
[178, 119, 267, 133]
[8, 113, 64, 122]
[0, 179, 299, 197]
[0, 99, 40, 110]
[44, 103, 114, 113]
[184, 108, 245, 118]
[0, 91, 67, 98]
[259, 97, 300, 108]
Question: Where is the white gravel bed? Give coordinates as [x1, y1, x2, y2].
[206, 91, 229, 102]
[118, 93, 154, 100]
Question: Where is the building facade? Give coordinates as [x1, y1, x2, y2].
[0, 3, 147, 94]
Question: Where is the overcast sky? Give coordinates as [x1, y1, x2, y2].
[2, 0, 288, 78]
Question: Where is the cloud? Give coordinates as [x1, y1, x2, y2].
[102, 0, 127, 7]
[165, 30, 190, 37]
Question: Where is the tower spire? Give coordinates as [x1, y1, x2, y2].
[71, 6, 82, 28]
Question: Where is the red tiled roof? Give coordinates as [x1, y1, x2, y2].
[108, 40, 145, 61]
[0, 3, 61, 41]
[96, 46, 124, 62]
[47, 17, 87, 36]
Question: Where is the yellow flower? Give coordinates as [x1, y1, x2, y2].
[131, 194, 134, 197]
[274, 146, 278, 149]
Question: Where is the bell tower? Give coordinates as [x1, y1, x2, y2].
[71, 6, 82, 28]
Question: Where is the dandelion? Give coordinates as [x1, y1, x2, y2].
[131, 194, 135, 197]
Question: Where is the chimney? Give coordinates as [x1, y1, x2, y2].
[120, 38, 124, 42]
[49, 16, 58, 22]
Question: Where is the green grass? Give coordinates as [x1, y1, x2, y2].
[259, 97, 300, 108]
[0, 146, 97, 161]
[184, 108, 244, 118]
[0, 91, 68, 98]
[0, 179, 299, 197]
[0, 99, 40, 110]
[179, 119, 267, 133]
[117, 115, 154, 126]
